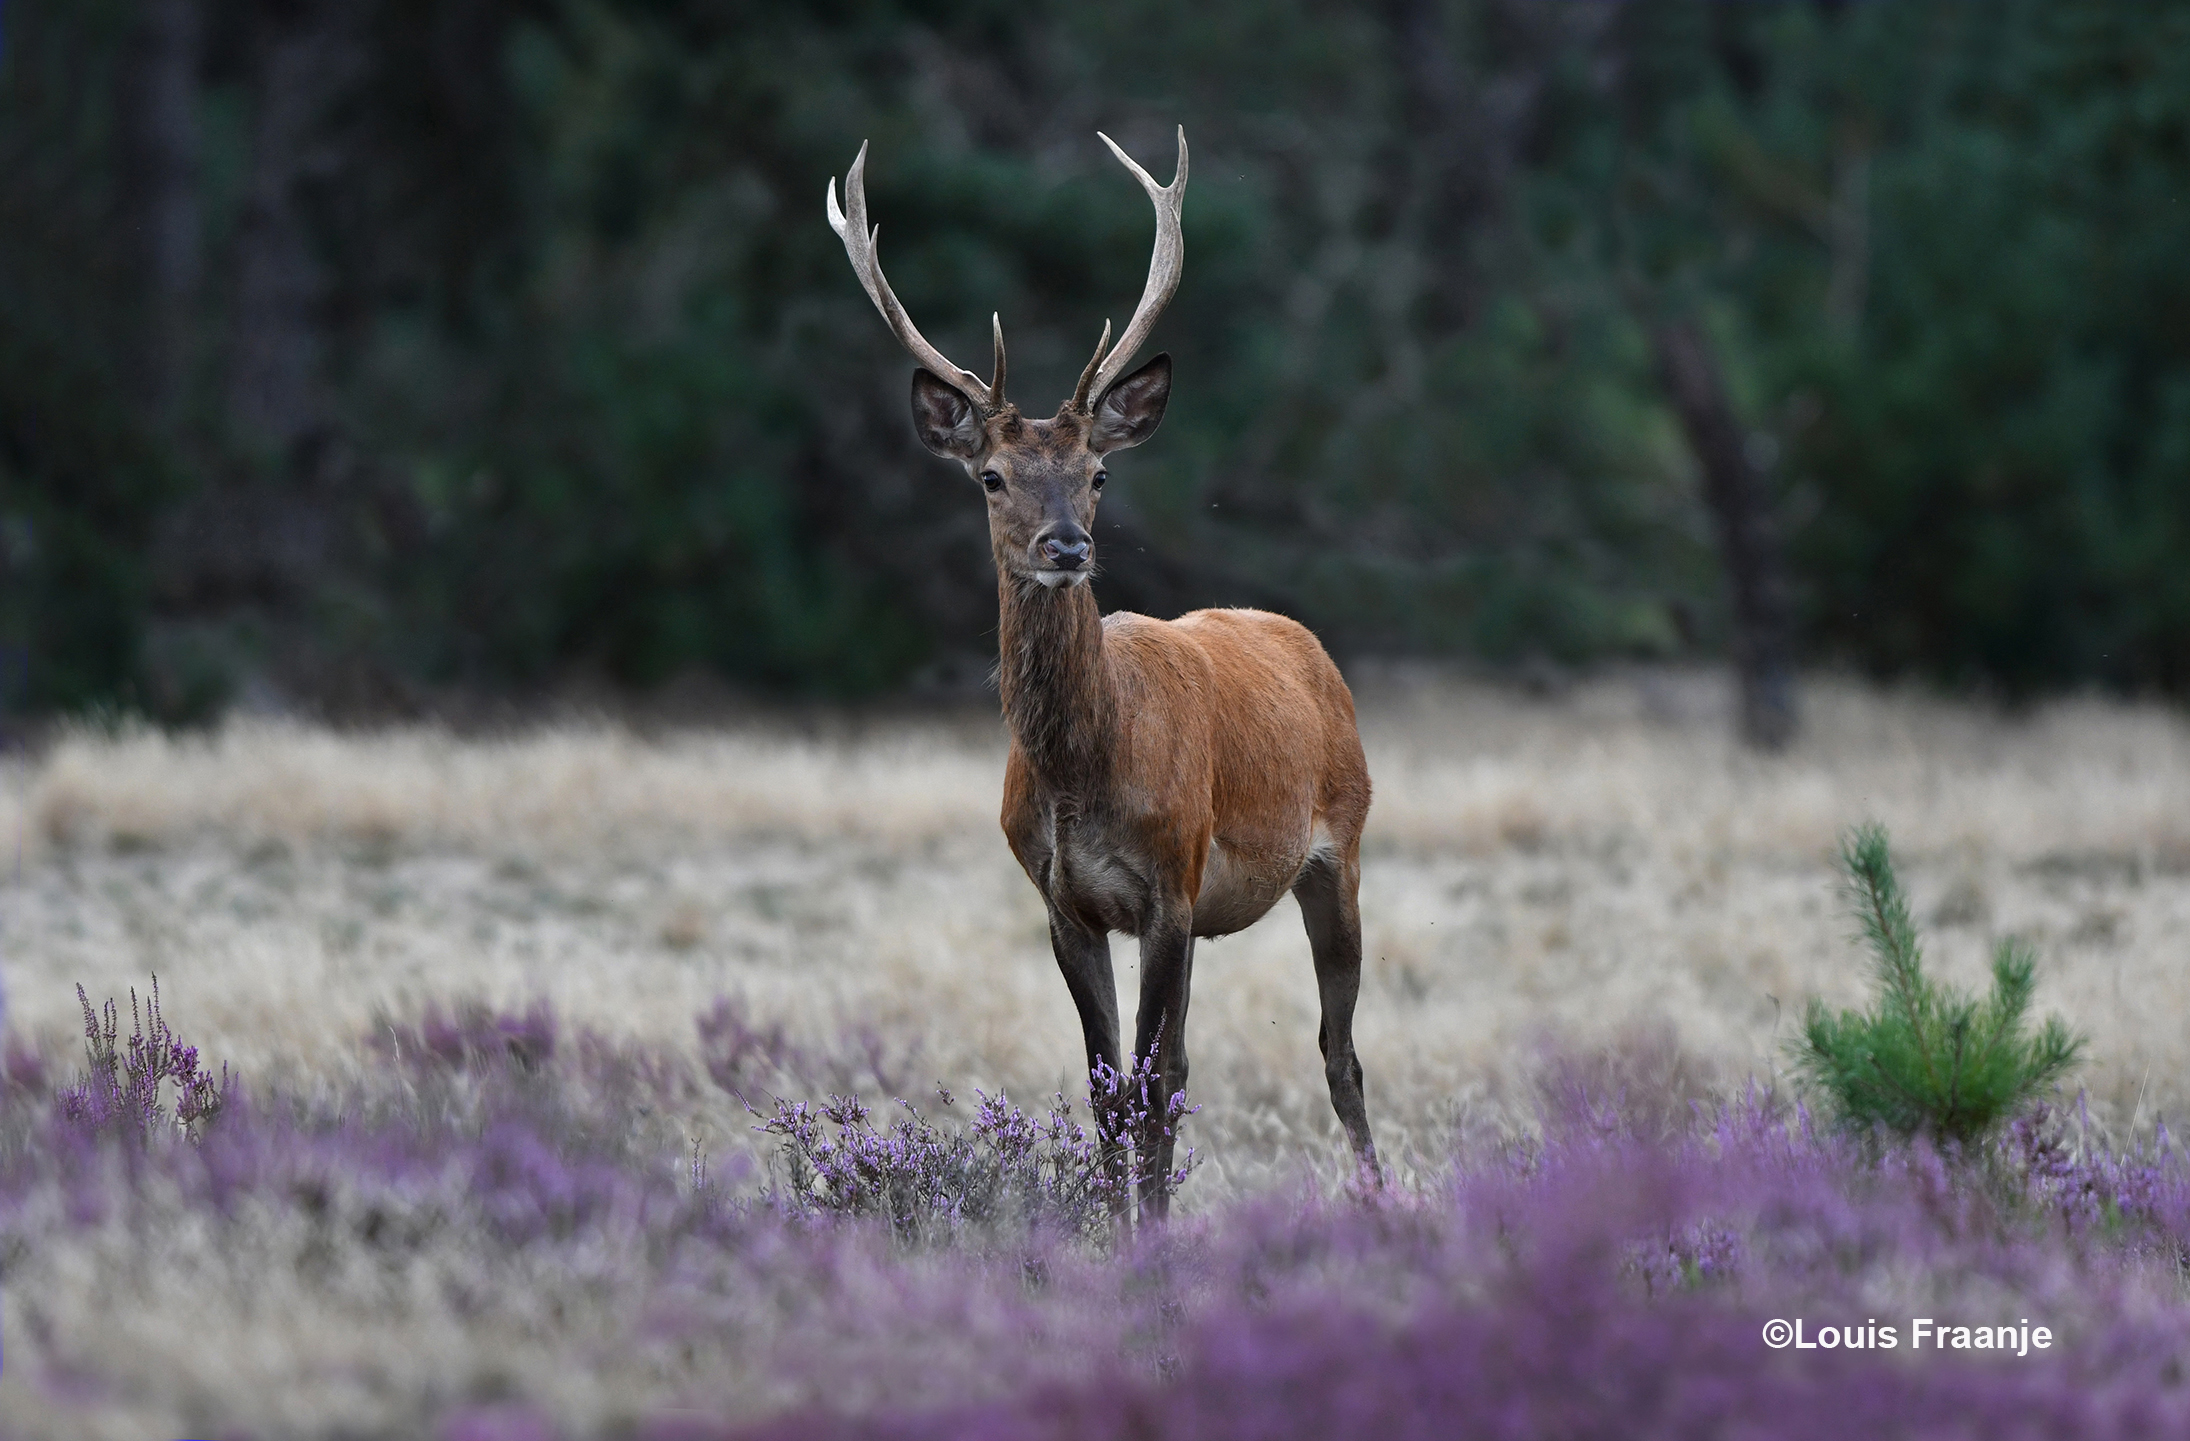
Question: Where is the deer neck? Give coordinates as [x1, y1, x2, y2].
[996, 568, 1116, 793]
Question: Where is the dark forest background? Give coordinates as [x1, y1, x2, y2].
[3, 0, 2187, 729]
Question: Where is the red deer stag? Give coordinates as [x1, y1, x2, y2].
[828, 128, 1377, 1212]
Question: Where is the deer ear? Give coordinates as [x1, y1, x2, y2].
[1089, 353, 1170, 454]
[911, 369, 986, 460]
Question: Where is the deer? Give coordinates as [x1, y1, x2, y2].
[828, 128, 1377, 1215]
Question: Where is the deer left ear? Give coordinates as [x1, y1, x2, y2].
[1089, 353, 1170, 454]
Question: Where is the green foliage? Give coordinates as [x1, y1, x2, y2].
[0, 326, 176, 710]
[1788, 0, 2190, 695]
[0, 0, 179, 710]
[1794, 824, 2083, 1144]
[5, 0, 2190, 709]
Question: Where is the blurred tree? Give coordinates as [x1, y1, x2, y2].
[0, 0, 181, 710]
[130, 0, 203, 424]
[1651, 316, 1798, 748]
[1788, 0, 2190, 694]
[2, 0, 2187, 717]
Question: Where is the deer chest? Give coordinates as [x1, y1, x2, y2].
[1043, 815, 1156, 936]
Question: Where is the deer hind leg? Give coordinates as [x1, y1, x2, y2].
[1131, 913, 1195, 1221]
[1295, 852, 1380, 1184]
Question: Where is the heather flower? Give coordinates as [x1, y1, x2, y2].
[14, 985, 2190, 1439]
[754, 1050, 1196, 1242]
[54, 975, 227, 1143]
[377, 998, 559, 1072]
[698, 996, 917, 1104]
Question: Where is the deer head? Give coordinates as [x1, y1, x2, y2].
[828, 129, 1187, 589]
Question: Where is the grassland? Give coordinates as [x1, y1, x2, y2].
[4, 667, 2189, 1436]
[9, 668, 2188, 1170]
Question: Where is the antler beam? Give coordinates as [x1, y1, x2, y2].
[827, 142, 1004, 413]
[1072, 127, 1188, 413]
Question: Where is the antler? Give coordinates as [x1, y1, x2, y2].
[1071, 127, 1188, 413]
[828, 142, 1005, 414]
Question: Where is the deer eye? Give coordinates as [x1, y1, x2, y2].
[1091, 470, 1108, 492]
[980, 470, 1005, 494]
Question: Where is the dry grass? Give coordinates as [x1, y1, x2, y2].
[7, 667, 2189, 1174]
[6, 666, 2190, 1437]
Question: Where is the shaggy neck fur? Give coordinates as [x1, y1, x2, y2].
[996, 563, 1114, 793]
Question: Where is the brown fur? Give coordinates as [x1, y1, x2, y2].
[940, 388, 1381, 1212]
[999, 594, 1372, 945]
[836, 131, 1373, 1211]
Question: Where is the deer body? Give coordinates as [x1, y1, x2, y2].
[829, 130, 1378, 1210]
[1000, 596, 1366, 943]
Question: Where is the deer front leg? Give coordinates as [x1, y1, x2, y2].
[1130, 908, 1195, 1221]
[1048, 910, 1128, 1212]
[1048, 909, 1121, 1082]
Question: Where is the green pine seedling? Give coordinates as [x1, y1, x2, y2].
[1793, 824, 2083, 1144]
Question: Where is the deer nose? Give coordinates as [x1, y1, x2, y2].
[1037, 528, 1091, 569]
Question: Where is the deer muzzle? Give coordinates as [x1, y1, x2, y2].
[1033, 525, 1093, 585]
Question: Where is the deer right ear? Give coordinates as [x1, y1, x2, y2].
[1088, 353, 1171, 454]
[911, 369, 987, 461]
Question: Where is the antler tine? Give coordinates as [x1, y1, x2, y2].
[1073, 126, 1187, 412]
[827, 142, 999, 413]
[1070, 319, 1112, 414]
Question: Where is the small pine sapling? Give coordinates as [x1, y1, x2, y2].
[1794, 824, 2083, 1144]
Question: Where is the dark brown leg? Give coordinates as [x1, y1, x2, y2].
[1295, 853, 1379, 1182]
[1131, 912, 1195, 1220]
[1049, 909, 1120, 1080]
[1049, 910, 1129, 1214]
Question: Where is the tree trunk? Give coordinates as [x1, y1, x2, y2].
[130, 0, 203, 424]
[228, 0, 357, 466]
[1651, 319, 1799, 750]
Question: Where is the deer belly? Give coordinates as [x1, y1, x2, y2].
[1192, 837, 1302, 938]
